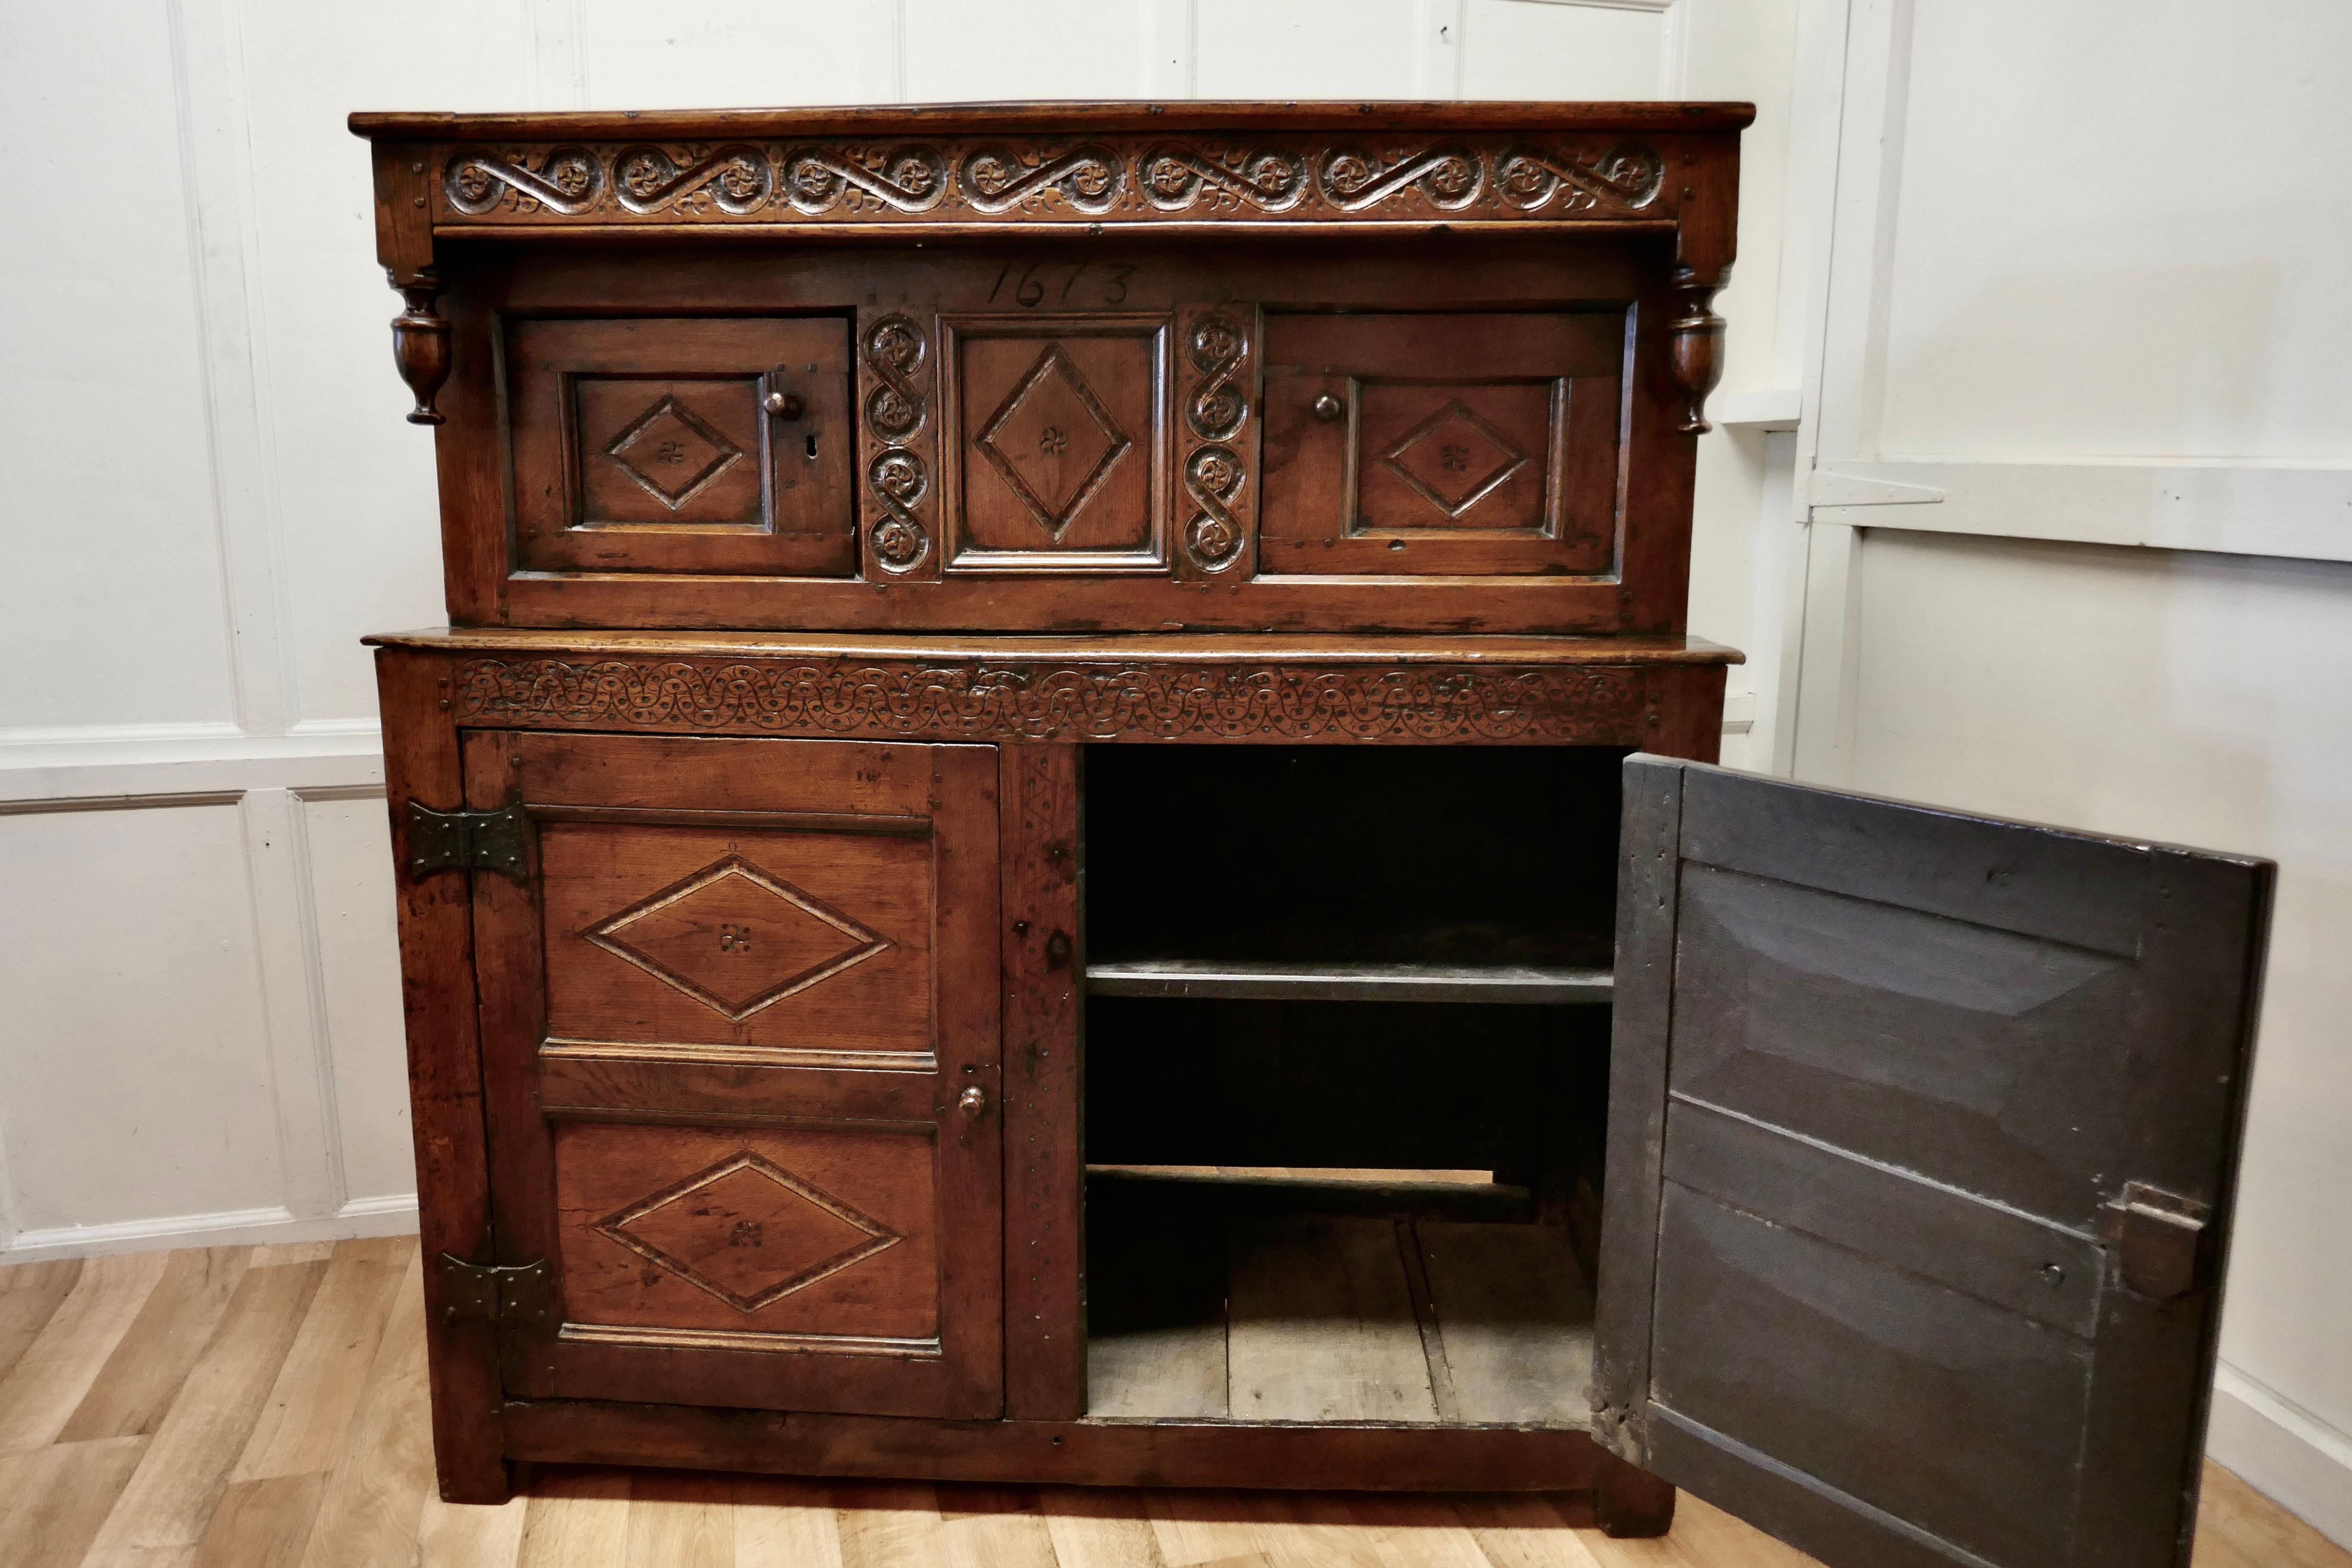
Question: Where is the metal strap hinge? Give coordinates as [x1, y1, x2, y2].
[438, 1254, 554, 1327]
[405, 802, 529, 883]
[2101, 1181, 2211, 1300]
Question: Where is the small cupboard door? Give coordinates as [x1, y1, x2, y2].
[465, 732, 1001, 1418]
[1598, 757, 2271, 1568]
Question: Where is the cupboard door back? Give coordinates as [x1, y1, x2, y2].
[466, 731, 1002, 1419]
[1599, 756, 2271, 1568]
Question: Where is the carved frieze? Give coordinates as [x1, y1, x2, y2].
[452, 656, 1655, 744]
[434, 138, 1668, 227]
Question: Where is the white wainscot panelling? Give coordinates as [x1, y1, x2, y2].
[0, 801, 286, 1243]
[1843, 530, 2352, 1536]
[1193, 0, 1425, 98]
[576, 3, 888, 107]
[1877, 0, 2352, 461]
[0, 0, 239, 734]
[1461, 0, 1672, 100]
[903, 0, 1163, 101]
[300, 791, 414, 1207]
[228, 0, 546, 730]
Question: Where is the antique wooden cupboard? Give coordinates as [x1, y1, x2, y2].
[355, 104, 2272, 1568]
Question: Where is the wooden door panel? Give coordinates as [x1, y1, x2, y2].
[465, 730, 1001, 1420]
[509, 316, 856, 576]
[554, 1121, 940, 1344]
[1599, 756, 2272, 1568]
[1259, 310, 1624, 577]
[541, 821, 933, 1062]
[1667, 862, 2138, 1228]
[941, 317, 1170, 573]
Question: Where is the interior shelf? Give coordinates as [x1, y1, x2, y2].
[1086, 956, 1612, 1005]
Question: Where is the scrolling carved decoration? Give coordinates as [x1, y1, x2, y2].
[433, 138, 1667, 226]
[451, 656, 1655, 744]
[861, 315, 934, 573]
[1177, 312, 1254, 572]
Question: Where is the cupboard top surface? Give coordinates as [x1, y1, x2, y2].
[350, 99, 1758, 141]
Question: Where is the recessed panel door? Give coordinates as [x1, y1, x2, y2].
[1598, 756, 2272, 1568]
[466, 731, 1001, 1418]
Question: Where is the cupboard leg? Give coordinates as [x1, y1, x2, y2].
[435, 1444, 514, 1506]
[1594, 1450, 1676, 1537]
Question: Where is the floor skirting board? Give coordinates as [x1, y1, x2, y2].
[2, 1196, 419, 1264]
[2208, 1362, 2352, 1551]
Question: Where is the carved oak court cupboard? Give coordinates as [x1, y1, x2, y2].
[354, 103, 2274, 1568]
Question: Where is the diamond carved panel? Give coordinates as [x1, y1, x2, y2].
[593, 1150, 903, 1313]
[972, 345, 1133, 539]
[604, 393, 743, 508]
[583, 853, 890, 1022]
[1380, 398, 1530, 520]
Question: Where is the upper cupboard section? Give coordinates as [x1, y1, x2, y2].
[367, 105, 1747, 634]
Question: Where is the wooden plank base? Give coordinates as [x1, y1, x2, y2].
[500, 1398, 1607, 1493]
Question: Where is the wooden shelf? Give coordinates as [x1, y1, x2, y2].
[1085, 957, 1613, 1005]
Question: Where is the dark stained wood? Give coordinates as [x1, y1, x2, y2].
[371, 646, 508, 1504]
[998, 744, 1086, 1421]
[1599, 755, 2273, 1568]
[499, 1397, 1612, 1491]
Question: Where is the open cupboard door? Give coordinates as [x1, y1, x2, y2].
[1596, 757, 2271, 1568]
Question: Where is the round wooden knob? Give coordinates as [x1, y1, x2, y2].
[763, 390, 805, 419]
[1311, 392, 1344, 423]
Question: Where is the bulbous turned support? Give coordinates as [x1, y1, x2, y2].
[1666, 265, 1727, 435]
[389, 269, 450, 426]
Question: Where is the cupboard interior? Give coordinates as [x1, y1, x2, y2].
[1079, 744, 1623, 1426]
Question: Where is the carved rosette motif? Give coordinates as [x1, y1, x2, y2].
[860, 314, 933, 573]
[1178, 312, 1253, 572]
[433, 138, 1668, 224]
[451, 657, 1654, 744]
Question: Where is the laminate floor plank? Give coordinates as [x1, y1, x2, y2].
[233, 1237, 413, 1481]
[0, 1250, 169, 1454]
[1226, 1217, 1436, 1424]
[2192, 1461, 2352, 1568]
[1041, 1486, 1173, 1568]
[730, 1474, 846, 1568]
[939, 1482, 1062, 1568]
[515, 1467, 632, 1568]
[0, 1259, 83, 1386]
[622, 1470, 733, 1568]
[291, 1249, 435, 1568]
[0, 1434, 150, 1568]
[80, 1258, 326, 1568]
[833, 1481, 949, 1568]
[62, 1246, 254, 1441]
[0, 1243, 2338, 1568]
[191, 1473, 328, 1568]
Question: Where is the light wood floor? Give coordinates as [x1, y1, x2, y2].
[0, 1238, 2341, 1568]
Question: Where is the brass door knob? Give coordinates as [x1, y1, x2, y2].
[763, 390, 805, 418]
[1311, 392, 1344, 422]
[957, 1085, 987, 1117]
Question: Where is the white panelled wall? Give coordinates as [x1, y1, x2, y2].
[6, 0, 2346, 1546]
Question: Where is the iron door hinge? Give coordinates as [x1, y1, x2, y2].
[405, 802, 529, 883]
[438, 1254, 554, 1327]
[2101, 1181, 2211, 1300]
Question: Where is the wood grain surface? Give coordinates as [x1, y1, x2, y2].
[0, 1237, 2335, 1568]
